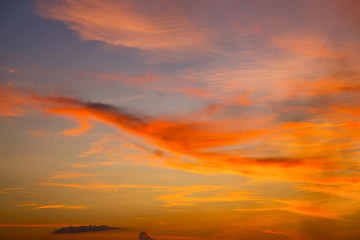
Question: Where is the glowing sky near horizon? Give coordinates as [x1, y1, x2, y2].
[1, 0, 360, 239]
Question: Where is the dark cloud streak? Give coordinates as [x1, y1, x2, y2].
[52, 225, 121, 234]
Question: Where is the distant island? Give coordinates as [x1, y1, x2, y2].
[138, 231, 155, 240]
[52, 225, 120, 234]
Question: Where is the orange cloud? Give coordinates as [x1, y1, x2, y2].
[277, 73, 360, 99]
[236, 199, 351, 220]
[37, 204, 86, 209]
[26, 93, 359, 187]
[0, 223, 86, 227]
[152, 236, 211, 240]
[73, 161, 122, 168]
[277, 200, 345, 220]
[40, 181, 257, 207]
[273, 37, 345, 58]
[78, 136, 110, 157]
[16, 203, 37, 207]
[8, 68, 18, 74]
[299, 181, 360, 201]
[61, 117, 93, 136]
[32, 94, 268, 154]
[2, 86, 360, 194]
[27, 130, 51, 138]
[251, 228, 307, 240]
[40, 182, 170, 192]
[48, 172, 93, 179]
[36, 0, 210, 50]
[84, 70, 217, 101]
[333, 105, 360, 117]
[84, 71, 166, 84]
[158, 186, 258, 207]
[0, 87, 32, 116]
[0, 187, 24, 193]
[175, 88, 211, 98]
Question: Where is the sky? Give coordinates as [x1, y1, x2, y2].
[1, 0, 360, 239]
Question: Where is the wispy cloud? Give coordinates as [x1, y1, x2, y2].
[47, 172, 94, 179]
[277, 200, 345, 220]
[39, 182, 171, 193]
[2, 89, 359, 189]
[16, 203, 37, 207]
[0, 223, 87, 227]
[0, 187, 24, 193]
[237, 198, 357, 220]
[37, 204, 86, 209]
[158, 186, 258, 207]
[36, 0, 211, 50]
[0, 87, 32, 116]
[40, 181, 257, 207]
[273, 36, 346, 58]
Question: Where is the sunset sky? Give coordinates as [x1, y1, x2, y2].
[1, 0, 360, 239]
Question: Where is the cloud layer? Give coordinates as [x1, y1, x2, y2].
[52, 225, 120, 234]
